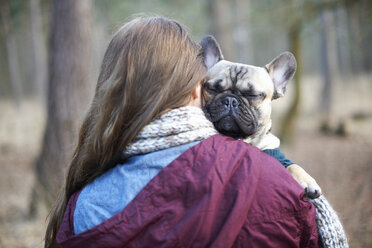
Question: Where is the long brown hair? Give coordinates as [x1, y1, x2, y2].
[45, 16, 206, 247]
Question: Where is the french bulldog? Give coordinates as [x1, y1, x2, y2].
[200, 35, 321, 199]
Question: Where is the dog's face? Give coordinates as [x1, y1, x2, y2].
[200, 36, 296, 139]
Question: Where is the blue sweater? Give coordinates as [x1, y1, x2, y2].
[263, 148, 295, 168]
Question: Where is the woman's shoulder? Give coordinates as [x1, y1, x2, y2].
[199, 134, 290, 170]
[73, 140, 201, 234]
[195, 134, 305, 201]
[194, 134, 272, 165]
[198, 134, 259, 152]
[73, 165, 130, 234]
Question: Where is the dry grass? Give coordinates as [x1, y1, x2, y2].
[0, 75, 371, 247]
[0, 99, 46, 248]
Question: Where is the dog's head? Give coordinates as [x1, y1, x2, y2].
[200, 35, 296, 139]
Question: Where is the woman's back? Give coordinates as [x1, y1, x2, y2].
[73, 141, 200, 234]
[57, 134, 318, 247]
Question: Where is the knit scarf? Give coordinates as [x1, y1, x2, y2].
[124, 106, 348, 248]
[124, 106, 218, 157]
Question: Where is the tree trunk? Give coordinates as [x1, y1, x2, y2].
[359, 0, 372, 71]
[335, 6, 352, 77]
[206, 0, 235, 59]
[0, 0, 23, 106]
[319, 9, 338, 133]
[346, 3, 363, 74]
[278, 0, 306, 144]
[29, 0, 47, 105]
[279, 21, 301, 144]
[232, 0, 253, 64]
[29, 0, 93, 216]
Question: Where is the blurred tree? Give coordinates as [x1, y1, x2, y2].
[29, 0, 93, 216]
[279, 0, 350, 141]
[205, 0, 253, 62]
[319, 9, 338, 133]
[0, 0, 23, 106]
[344, 0, 364, 74]
[279, 0, 304, 143]
[29, 0, 47, 105]
[359, 0, 372, 71]
[335, 6, 352, 76]
[232, 0, 254, 63]
[206, 0, 235, 59]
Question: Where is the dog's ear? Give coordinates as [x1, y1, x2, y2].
[200, 35, 224, 69]
[265, 52, 296, 99]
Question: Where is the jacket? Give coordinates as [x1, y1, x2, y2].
[57, 134, 318, 247]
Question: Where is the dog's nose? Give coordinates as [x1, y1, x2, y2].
[222, 96, 239, 108]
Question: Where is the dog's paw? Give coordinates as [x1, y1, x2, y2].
[300, 174, 322, 199]
[286, 164, 322, 199]
[305, 187, 321, 199]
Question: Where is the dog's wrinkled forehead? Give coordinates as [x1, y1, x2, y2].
[206, 60, 274, 93]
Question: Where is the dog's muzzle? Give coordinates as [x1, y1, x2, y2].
[205, 94, 258, 138]
[217, 96, 240, 132]
[222, 96, 239, 109]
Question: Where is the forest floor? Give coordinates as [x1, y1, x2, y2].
[0, 76, 371, 247]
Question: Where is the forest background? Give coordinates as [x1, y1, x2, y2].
[0, 0, 371, 247]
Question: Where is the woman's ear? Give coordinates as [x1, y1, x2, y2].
[192, 80, 202, 99]
[190, 80, 203, 107]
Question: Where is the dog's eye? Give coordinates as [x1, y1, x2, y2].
[203, 83, 218, 93]
[242, 92, 266, 100]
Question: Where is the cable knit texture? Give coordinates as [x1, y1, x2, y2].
[124, 106, 348, 247]
[310, 196, 349, 247]
[124, 106, 218, 157]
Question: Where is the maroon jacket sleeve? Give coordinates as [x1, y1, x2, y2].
[57, 134, 318, 248]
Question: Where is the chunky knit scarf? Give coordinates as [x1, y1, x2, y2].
[124, 106, 218, 157]
[124, 106, 348, 248]
[310, 196, 348, 247]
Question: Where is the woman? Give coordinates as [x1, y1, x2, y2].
[45, 16, 346, 248]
